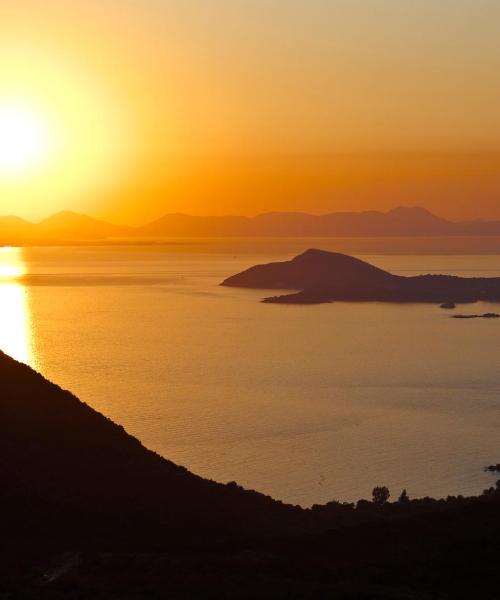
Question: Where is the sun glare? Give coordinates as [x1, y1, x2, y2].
[0, 247, 34, 366]
[0, 39, 129, 216]
[0, 103, 50, 176]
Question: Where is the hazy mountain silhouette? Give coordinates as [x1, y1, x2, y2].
[4, 350, 500, 597]
[140, 213, 250, 237]
[4, 206, 500, 244]
[0, 215, 40, 243]
[138, 206, 500, 237]
[141, 206, 456, 237]
[39, 210, 132, 240]
[222, 248, 500, 304]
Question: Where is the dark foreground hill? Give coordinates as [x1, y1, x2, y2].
[0, 350, 308, 548]
[222, 248, 500, 305]
[3, 350, 500, 598]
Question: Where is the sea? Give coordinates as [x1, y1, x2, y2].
[2, 236, 500, 507]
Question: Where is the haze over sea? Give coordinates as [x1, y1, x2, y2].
[2, 237, 500, 506]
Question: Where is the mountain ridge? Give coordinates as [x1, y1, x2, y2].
[4, 206, 500, 243]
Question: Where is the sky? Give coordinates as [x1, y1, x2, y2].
[0, 0, 499, 223]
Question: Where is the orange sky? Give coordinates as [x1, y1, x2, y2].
[0, 0, 499, 223]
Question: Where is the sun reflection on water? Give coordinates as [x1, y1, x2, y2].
[0, 247, 35, 366]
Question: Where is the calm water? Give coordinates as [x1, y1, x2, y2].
[2, 238, 500, 506]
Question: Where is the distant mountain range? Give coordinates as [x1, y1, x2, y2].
[3, 206, 500, 244]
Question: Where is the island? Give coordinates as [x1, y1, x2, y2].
[222, 248, 500, 305]
[453, 313, 500, 319]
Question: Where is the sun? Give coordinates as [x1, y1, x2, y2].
[0, 103, 50, 176]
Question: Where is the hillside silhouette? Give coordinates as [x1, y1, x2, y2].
[0, 350, 308, 548]
[222, 248, 500, 304]
[3, 350, 500, 597]
[5, 206, 500, 244]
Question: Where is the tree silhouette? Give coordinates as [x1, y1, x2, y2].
[372, 486, 390, 506]
[398, 489, 409, 503]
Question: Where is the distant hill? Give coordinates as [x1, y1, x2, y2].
[141, 206, 500, 237]
[222, 248, 500, 304]
[39, 210, 132, 240]
[223, 248, 393, 290]
[140, 213, 250, 237]
[140, 206, 457, 237]
[4, 206, 500, 244]
[0, 215, 41, 244]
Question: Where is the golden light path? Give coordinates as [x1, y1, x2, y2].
[0, 247, 35, 367]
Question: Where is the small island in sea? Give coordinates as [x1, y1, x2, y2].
[452, 313, 500, 319]
[222, 248, 500, 305]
